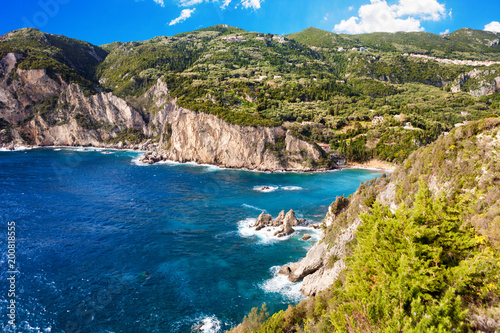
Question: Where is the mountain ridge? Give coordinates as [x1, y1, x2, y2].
[1, 26, 500, 169]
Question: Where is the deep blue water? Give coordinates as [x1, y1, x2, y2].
[0, 148, 381, 333]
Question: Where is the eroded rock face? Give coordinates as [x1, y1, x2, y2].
[275, 212, 295, 238]
[277, 195, 364, 296]
[20, 83, 147, 147]
[285, 242, 327, 283]
[273, 210, 285, 227]
[254, 212, 273, 231]
[0, 59, 334, 171]
[144, 102, 329, 171]
[251, 209, 305, 237]
[451, 68, 500, 97]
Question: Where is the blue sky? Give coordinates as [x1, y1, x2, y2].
[1, 0, 499, 45]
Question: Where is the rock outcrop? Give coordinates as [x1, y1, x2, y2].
[251, 209, 309, 237]
[254, 212, 273, 231]
[140, 99, 330, 171]
[451, 68, 500, 97]
[278, 195, 360, 296]
[275, 210, 296, 237]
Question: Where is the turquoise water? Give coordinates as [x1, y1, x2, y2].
[0, 148, 381, 332]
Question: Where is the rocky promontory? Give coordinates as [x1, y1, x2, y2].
[139, 100, 335, 172]
[0, 51, 336, 172]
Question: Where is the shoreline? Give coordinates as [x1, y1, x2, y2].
[1, 144, 390, 174]
[342, 160, 396, 173]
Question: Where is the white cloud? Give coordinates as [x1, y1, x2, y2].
[348, 6, 354, 11]
[179, 0, 204, 6]
[153, 0, 164, 6]
[169, 8, 196, 25]
[396, 0, 446, 21]
[241, 0, 262, 10]
[485, 21, 500, 33]
[440, 29, 449, 35]
[335, 0, 421, 34]
[334, 0, 448, 34]
[220, 0, 232, 9]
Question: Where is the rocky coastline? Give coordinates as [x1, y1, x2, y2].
[0, 57, 337, 172]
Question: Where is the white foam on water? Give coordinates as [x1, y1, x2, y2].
[195, 315, 222, 333]
[157, 160, 180, 165]
[237, 218, 258, 238]
[0, 146, 34, 152]
[242, 203, 265, 212]
[237, 218, 292, 244]
[131, 154, 149, 166]
[253, 185, 279, 193]
[16, 146, 34, 151]
[203, 164, 221, 172]
[281, 186, 303, 191]
[260, 266, 305, 303]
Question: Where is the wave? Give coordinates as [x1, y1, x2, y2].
[253, 185, 304, 193]
[242, 204, 265, 212]
[131, 154, 149, 166]
[171, 314, 226, 333]
[195, 315, 222, 333]
[253, 185, 279, 193]
[281, 186, 303, 191]
[0, 146, 34, 152]
[260, 266, 305, 303]
[237, 218, 292, 244]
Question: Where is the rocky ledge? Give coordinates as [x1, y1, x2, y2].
[277, 196, 355, 297]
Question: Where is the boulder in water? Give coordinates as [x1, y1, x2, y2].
[254, 212, 272, 231]
[272, 210, 285, 226]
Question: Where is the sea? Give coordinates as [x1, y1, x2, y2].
[0, 148, 382, 332]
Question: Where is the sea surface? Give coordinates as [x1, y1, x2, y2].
[0, 148, 381, 332]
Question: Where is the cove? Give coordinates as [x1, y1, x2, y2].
[0, 148, 382, 332]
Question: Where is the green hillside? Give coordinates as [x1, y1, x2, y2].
[1, 26, 500, 163]
[0, 28, 107, 90]
[287, 27, 500, 61]
[231, 117, 500, 332]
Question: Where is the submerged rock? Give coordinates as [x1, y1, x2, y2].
[302, 233, 312, 241]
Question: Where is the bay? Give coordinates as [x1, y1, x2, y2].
[0, 148, 381, 332]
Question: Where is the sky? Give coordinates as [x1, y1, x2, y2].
[1, 0, 499, 45]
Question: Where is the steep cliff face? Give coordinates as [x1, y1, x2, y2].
[0, 54, 330, 170]
[141, 99, 328, 171]
[0, 53, 149, 148]
[451, 67, 500, 97]
[28, 83, 148, 147]
[0, 53, 67, 124]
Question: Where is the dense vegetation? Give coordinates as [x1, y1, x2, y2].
[94, 25, 500, 162]
[231, 118, 500, 332]
[2, 25, 500, 163]
[287, 27, 500, 61]
[0, 28, 107, 93]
